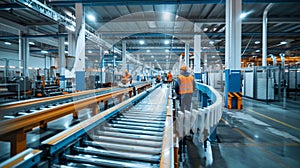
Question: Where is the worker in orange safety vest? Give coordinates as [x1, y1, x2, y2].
[167, 71, 173, 83]
[174, 65, 195, 112]
[121, 70, 132, 84]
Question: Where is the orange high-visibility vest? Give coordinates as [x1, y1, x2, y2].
[178, 75, 194, 94]
[167, 73, 173, 82]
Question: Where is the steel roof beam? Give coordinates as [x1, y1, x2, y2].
[48, 0, 300, 6]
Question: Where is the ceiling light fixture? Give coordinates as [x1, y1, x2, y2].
[164, 40, 170, 45]
[4, 42, 11, 45]
[209, 41, 214, 45]
[29, 42, 35, 45]
[41, 50, 48, 54]
[165, 49, 169, 53]
[254, 41, 260, 44]
[139, 40, 145, 45]
[87, 14, 96, 21]
[163, 12, 171, 21]
[203, 27, 208, 32]
[88, 50, 92, 53]
[280, 41, 287, 45]
[256, 49, 260, 52]
[151, 55, 154, 58]
[147, 50, 150, 53]
[64, 42, 69, 45]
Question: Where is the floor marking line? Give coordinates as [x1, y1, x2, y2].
[246, 108, 300, 131]
[232, 126, 289, 168]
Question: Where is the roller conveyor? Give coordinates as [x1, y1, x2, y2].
[38, 85, 172, 167]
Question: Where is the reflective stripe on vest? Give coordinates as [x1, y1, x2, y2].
[178, 75, 194, 94]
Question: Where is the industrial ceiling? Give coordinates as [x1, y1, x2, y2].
[0, 0, 300, 71]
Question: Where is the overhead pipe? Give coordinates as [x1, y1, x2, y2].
[262, 3, 274, 67]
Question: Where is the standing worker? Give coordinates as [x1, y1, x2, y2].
[121, 70, 132, 85]
[167, 71, 173, 83]
[175, 65, 195, 112]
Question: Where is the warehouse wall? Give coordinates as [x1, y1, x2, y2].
[0, 50, 49, 68]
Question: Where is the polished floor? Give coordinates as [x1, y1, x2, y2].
[184, 94, 300, 168]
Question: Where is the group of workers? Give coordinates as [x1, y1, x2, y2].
[122, 65, 194, 112]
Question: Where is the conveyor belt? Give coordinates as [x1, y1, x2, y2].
[42, 85, 172, 167]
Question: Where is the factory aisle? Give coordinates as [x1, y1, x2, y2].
[185, 97, 300, 168]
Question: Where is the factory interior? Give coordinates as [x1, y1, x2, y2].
[0, 0, 299, 167]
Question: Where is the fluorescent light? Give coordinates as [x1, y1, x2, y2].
[165, 49, 169, 53]
[64, 42, 68, 45]
[41, 50, 48, 54]
[95, 60, 98, 62]
[256, 49, 260, 52]
[139, 40, 145, 45]
[88, 50, 92, 53]
[155, 59, 157, 62]
[114, 56, 117, 58]
[166, 55, 169, 58]
[104, 50, 109, 54]
[164, 40, 170, 45]
[212, 56, 215, 58]
[146, 50, 150, 53]
[254, 41, 260, 44]
[280, 41, 287, 45]
[203, 27, 208, 32]
[213, 28, 217, 31]
[65, 51, 68, 54]
[209, 41, 214, 45]
[29, 42, 35, 45]
[4, 42, 11, 45]
[87, 14, 95, 21]
[240, 13, 248, 19]
[151, 55, 154, 58]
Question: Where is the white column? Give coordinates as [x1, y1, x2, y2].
[225, 0, 242, 70]
[185, 43, 189, 67]
[74, 3, 86, 90]
[262, 4, 274, 67]
[19, 31, 29, 76]
[58, 26, 65, 76]
[194, 23, 202, 79]
[122, 40, 126, 71]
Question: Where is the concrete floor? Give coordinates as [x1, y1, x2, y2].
[1, 89, 299, 167]
[185, 95, 300, 168]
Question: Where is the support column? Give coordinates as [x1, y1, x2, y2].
[74, 3, 86, 90]
[58, 25, 66, 89]
[262, 4, 274, 67]
[194, 23, 201, 81]
[122, 40, 126, 71]
[224, 0, 242, 109]
[185, 43, 189, 67]
[19, 31, 29, 77]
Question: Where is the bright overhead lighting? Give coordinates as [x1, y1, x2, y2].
[95, 60, 98, 62]
[164, 40, 170, 45]
[212, 56, 215, 58]
[256, 49, 260, 52]
[104, 50, 109, 54]
[203, 27, 208, 32]
[151, 55, 154, 58]
[166, 55, 169, 58]
[4, 42, 11, 45]
[88, 50, 92, 53]
[155, 59, 157, 62]
[114, 56, 117, 58]
[280, 41, 287, 45]
[165, 49, 169, 53]
[64, 42, 68, 45]
[209, 41, 214, 45]
[213, 28, 217, 31]
[65, 51, 68, 54]
[146, 50, 150, 53]
[29, 42, 35, 45]
[139, 40, 145, 45]
[41, 50, 48, 54]
[254, 41, 260, 44]
[87, 14, 95, 21]
[240, 11, 253, 19]
[163, 12, 171, 21]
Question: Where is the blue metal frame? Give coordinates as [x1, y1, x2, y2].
[0, 149, 42, 168]
[224, 69, 241, 108]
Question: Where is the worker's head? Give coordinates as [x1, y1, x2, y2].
[124, 70, 128, 74]
[180, 65, 188, 72]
